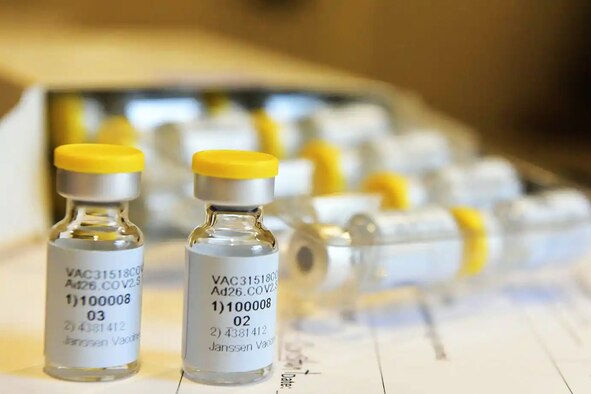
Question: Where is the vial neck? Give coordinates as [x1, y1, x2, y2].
[65, 200, 129, 223]
[206, 205, 263, 230]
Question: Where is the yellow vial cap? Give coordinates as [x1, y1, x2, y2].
[362, 172, 411, 209]
[54, 144, 145, 174]
[300, 140, 344, 195]
[451, 207, 489, 276]
[192, 150, 279, 180]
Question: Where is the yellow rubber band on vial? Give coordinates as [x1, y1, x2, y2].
[300, 140, 345, 195]
[252, 109, 285, 159]
[192, 150, 279, 179]
[450, 207, 488, 276]
[54, 144, 145, 174]
[362, 172, 411, 210]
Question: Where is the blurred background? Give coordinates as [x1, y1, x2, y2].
[1, 0, 589, 183]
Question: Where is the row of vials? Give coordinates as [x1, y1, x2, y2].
[146, 100, 518, 218]
[50, 94, 514, 233]
[284, 189, 591, 296]
[45, 144, 282, 385]
[155, 111, 477, 199]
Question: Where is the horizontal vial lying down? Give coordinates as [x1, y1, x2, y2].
[301, 102, 393, 148]
[494, 189, 591, 269]
[244, 100, 392, 160]
[361, 129, 453, 175]
[154, 120, 259, 164]
[274, 159, 314, 198]
[272, 193, 383, 227]
[300, 129, 472, 195]
[364, 156, 523, 210]
[287, 189, 591, 295]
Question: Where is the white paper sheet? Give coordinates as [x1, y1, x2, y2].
[1, 241, 590, 393]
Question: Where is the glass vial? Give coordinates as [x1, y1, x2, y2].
[363, 156, 523, 210]
[299, 130, 457, 198]
[287, 189, 591, 297]
[288, 208, 464, 295]
[183, 150, 279, 385]
[44, 144, 145, 382]
[302, 102, 391, 148]
[361, 129, 453, 176]
[494, 189, 591, 269]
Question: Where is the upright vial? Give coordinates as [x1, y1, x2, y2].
[183, 150, 279, 385]
[45, 144, 145, 382]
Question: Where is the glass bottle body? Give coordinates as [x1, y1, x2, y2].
[347, 210, 464, 292]
[44, 200, 143, 382]
[184, 205, 277, 385]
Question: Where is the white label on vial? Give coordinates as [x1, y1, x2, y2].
[358, 209, 463, 290]
[183, 247, 279, 373]
[44, 243, 144, 368]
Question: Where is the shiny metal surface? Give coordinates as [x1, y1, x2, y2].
[194, 175, 274, 206]
[56, 169, 141, 202]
